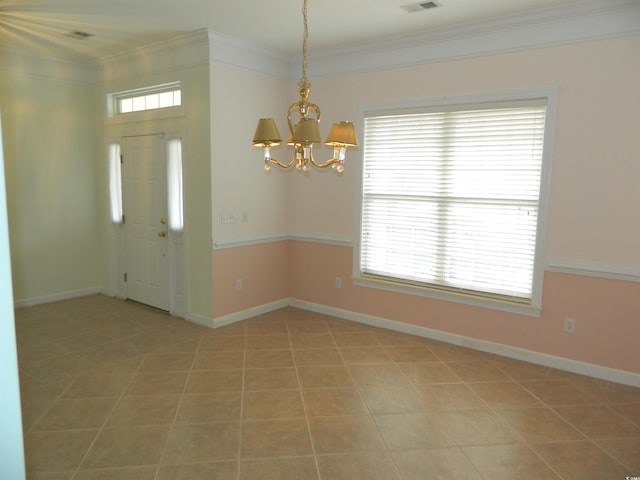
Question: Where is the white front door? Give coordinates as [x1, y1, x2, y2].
[122, 135, 169, 311]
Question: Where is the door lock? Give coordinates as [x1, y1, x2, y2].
[160, 217, 167, 225]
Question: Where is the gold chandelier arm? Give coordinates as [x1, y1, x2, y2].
[309, 155, 340, 169]
[265, 156, 296, 169]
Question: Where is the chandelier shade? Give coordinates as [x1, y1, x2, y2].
[253, 118, 282, 147]
[252, 0, 358, 173]
[326, 121, 358, 147]
[292, 118, 322, 144]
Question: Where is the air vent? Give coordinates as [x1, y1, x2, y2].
[64, 30, 94, 40]
[401, 1, 440, 13]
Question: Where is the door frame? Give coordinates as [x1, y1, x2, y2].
[107, 130, 188, 318]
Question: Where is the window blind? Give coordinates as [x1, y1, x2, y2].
[360, 99, 547, 302]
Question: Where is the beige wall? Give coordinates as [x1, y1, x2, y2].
[103, 61, 214, 321]
[300, 36, 640, 264]
[1, 63, 105, 305]
[210, 64, 291, 244]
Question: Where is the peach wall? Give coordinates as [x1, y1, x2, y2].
[212, 241, 290, 318]
[212, 240, 639, 374]
[288, 241, 640, 375]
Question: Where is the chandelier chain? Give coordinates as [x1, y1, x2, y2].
[301, 0, 309, 85]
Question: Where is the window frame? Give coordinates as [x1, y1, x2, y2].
[108, 142, 123, 224]
[353, 88, 557, 317]
[166, 136, 185, 233]
[106, 81, 185, 123]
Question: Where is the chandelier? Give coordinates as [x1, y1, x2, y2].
[252, 0, 358, 173]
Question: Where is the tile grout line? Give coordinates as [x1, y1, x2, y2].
[236, 327, 248, 480]
[460, 366, 575, 480]
[69, 353, 145, 480]
[17, 299, 640, 479]
[152, 333, 205, 480]
[330, 327, 409, 480]
[287, 316, 325, 480]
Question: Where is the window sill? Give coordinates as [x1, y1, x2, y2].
[353, 275, 542, 318]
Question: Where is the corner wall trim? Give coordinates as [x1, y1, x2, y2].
[212, 299, 291, 328]
[288, 232, 353, 247]
[213, 235, 289, 250]
[185, 312, 215, 329]
[546, 258, 640, 283]
[213, 233, 353, 250]
[290, 299, 640, 388]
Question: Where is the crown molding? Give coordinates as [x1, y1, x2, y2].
[208, 31, 294, 80]
[306, 0, 640, 77]
[0, 46, 100, 85]
[100, 29, 212, 83]
[2, 0, 637, 83]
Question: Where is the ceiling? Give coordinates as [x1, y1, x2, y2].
[0, 0, 595, 62]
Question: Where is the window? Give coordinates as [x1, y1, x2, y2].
[167, 138, 184, 232]
[108, 143, 123, 224]
[358, 96, 551, 310]
[111, 82, 181, 115]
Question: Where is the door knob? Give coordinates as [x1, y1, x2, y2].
[158, 231, 167, 238]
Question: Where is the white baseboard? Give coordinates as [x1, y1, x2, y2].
[17, 290, 639, 387]
[13, 287, 107, 309]
[290, 299, 640, 388]
[212, 299, 292, 328]
[185, 312, 215, 329]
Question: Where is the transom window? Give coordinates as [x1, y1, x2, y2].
[112, 82, 181, 115]
[358, 95, 552, 311]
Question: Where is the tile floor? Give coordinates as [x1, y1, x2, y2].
[15, 295, 640, 479]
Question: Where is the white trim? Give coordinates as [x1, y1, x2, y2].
[307, 0, 640, 78]
[208, 31, 293, 80]
[212, 299, 291, 328]
[101, 29, 210, 82]
[546, 258, 640, 283]
[211, 234, 640, 286]
[213, 235, 289, 250]
[185, 312, 215, 329]
[0, 47, 100, 84]
[13, 287, 107, 309]
[287, 232, 353, 247]
[290, 299, 640, 388]
[3, 1, 638, 82]
[353, 276, 541, 318]
[213, 233, 352, 250]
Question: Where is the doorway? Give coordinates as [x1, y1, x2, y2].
[121, 135, 170, 311]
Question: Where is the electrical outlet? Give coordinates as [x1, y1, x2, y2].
[564, 317, 576, 334]
[242, 211, 249, 223]
[335, 277, 342, 289]
[221, 212, 236, 224]
[235, 279, 243, 291]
